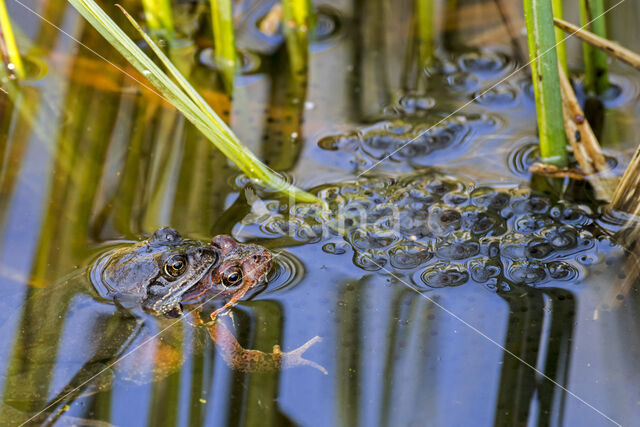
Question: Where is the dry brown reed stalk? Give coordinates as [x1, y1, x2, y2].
[559, 66, 618, 200]
[529, 163, 585, 180]
[611, 150, 640, 215]
[531, 66, 616, 199]
[557, 66, 606, 173]
[554, 18, 640, 72]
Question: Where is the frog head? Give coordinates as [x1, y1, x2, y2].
[181, 235, 273, 306]
[93, 227, 220, 317]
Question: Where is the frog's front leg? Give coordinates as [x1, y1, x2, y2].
[206, 320, 327, 374]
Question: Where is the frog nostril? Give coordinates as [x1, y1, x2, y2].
[253, 254, 270, 264]
[148, 281, 165, 295]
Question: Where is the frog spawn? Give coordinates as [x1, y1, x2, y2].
[245, 171, 609, 291]
[317, 114, 497, 169]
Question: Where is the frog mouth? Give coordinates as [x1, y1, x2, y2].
[180, 270, 217, 303]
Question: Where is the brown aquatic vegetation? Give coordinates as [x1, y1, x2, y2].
[554, 17, 640, 71]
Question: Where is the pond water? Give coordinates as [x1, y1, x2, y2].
[1, 0, 640, 426]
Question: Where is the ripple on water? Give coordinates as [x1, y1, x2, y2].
[16, 55, 49, 81]
[200, 48, 262, 75]
[458, 50, 514, 78]
[573, 73, 640, 109]
[425, 49, 515, 92]
[311, 6, 345, 50]
[473, 83, 520, 109]
[233, 171, 296, 191]
[508, 138, 539, 178]
[264, 251, 305, 294]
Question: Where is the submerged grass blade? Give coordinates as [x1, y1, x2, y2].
[209, 0, 236, 92]
[0, 0, 25, 79]
[281, 0, 314, 76]
[69, 0, 319, 204]
[523, 0, 567, 167]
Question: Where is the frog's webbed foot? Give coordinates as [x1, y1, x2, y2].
[205, 319, 326, 374]
[278, 336, 327, 375]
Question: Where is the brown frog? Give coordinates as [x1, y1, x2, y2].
[92, 227, 325, 374]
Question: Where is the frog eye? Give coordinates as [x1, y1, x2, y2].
[164, 255, 187, 277]
[222, 266, 243, 287]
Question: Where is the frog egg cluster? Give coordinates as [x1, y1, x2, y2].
[316, 49, 514, 170]
[425, 49, 515, 94]
[317, 113, 497, 168]
[252, 171, 610, 290]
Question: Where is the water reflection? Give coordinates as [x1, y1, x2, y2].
[495, 286, 575, 426]
[1, 0, 640, 425]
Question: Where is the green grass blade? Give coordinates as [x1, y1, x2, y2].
[117, 6, 235, 139]
[209, 0, 236, 92]
[523, 0, 567, 167]
[0, 0, 25, 79]
[68, 0, 319, 204]
[551, 0, 568, 75]
[579, 0, 609, 94]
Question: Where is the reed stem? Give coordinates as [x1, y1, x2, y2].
[416, 0, 436, 69]
[0, 0, 24, 79]
[554, 17, 640, 72]
[142, 0, 175, 34]
[281, 0, 314, 78]
[523, 0, 567, 167]
[282, 0, 314, 33]
[68, 0, 320, 204]
[209, 0, 236, 92]
[551, 0, 567, 75]
[579, 0, 609, 94]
